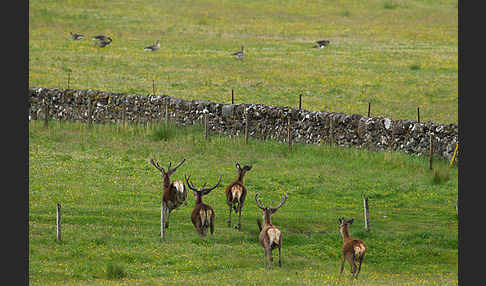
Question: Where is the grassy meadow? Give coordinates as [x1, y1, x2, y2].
[29, 120, 458, 285]
[28, 0, 458, 124]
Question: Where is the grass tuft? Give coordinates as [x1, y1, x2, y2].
[105, 263, 127, 280]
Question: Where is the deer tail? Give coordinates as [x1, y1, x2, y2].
[257, 218, 262, 231]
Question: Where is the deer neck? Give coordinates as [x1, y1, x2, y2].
[340, 226, 350, 240]
[162, 174, 171, 191]
[194, 193, 203, 205]
[263, 212, 272, 226]
[237, 171, 246, 183]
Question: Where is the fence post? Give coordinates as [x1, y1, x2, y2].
[368, 102, 371, 117]
[363, 197, 370, 232]
[231, 89, 234, 104]
[329, 119, 334, 150]
[44, 98, 50, 129]
[288, 116, 292, 152]
[205, 113, 209, 141]
[87, 98, 93, 128]
[56, 203, 62, 242]
[299, 94, 302, 110]
[417, 107, 420, 123]
[245, 108, 249, 144]
[429, 134, 433, 170]
[67, 71, 71, 90]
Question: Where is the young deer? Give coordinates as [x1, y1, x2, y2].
[185, 174, 222, 237]
[225, 162, 252, 231]
[255, 193, 288, 267]
[338, 218, 366, 279]
[150, 158, 188, 239]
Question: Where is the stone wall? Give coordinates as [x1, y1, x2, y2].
[28, 87, 459, 162]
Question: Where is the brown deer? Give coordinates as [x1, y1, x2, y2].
[185, 174, 222, 237]
[150, 158, 187, 239]
[338, 218, 366, 279]
[255, 192, 288, 267]
[225, 162, 252, 231]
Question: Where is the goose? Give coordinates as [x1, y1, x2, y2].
[231, 45, 244, 60]
[144, 40, 160, 51]
[312, 40, 330, 49]
[70, 32, 84, 40]
[94, 37, 112, 48]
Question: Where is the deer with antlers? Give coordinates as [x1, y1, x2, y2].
[255, 192, 288, 267]
[338, 218, 366, 279]
[150, 158, 187, 239]
[185, 174, 222, 237]
[225, 162, 252, 231]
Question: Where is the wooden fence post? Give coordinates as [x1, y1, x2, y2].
[245, 109, 249, 144]
[56, 203, 62, 242]
[44, 99, 49, 129]
[363, 197, 370, 232]
[288, 116, 292, 152]
[231, 89, 234, 104]
[205, 113, 209, 141]
[368, 102, 371, 117]
[329, 119, 334, 150]
[417, 107, 420, 123]
[67, 71, 71, 90]
[87, 98, 93, 128]
[299, 94, 302, 110]
[429, 134, 433, 170]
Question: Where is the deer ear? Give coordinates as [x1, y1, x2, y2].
[338, 218, 342, 224]
[245, 165, 252, 171]
[349, 218, 354, 224]
[235, 162, 241, 170]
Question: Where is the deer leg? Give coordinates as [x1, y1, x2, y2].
[210, 214, 215, 235]
[165, 209, 171, 229]
[278, 245, 282, 267]
[227, 204, 232, 227]
[237, 202, 243, 231]
[268, 247, 274, 265]
[340, 256, 345, 275]
[355, 253, 365, 279]
[160, 202, 165, 239]
[263, 248, 267, 268]
[346, 254, 357, 275]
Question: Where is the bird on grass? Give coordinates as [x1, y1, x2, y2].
[94, 37, 112, 48]
[92, 35, 109, 41]
[312, 40, 330, 49]
[231, 45, 245, 60]
[70, 32, 84, 40]
[144, 40, 160, 51]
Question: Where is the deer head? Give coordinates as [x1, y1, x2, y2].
[255, 193, 288, 224]
[235, 162, 252, 182]
[338, 217, 354, 238]
[185, 174, 222, 203]
[150, 158, 186, 178]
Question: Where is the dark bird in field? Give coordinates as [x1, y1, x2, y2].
[312, 40, 330, 49]
[144, 40, 160, 51]
[231, 45, 245, 60]
[94, 37, 112, 48]
[92, 35, 109, 41]
[70, 32, 84, 40]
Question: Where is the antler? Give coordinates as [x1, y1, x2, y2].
[254, 193, 266, 210]
[150, 158, 166, 174]
[201, 175, 222, 195]
[184, 174, 198, 192]
[270, 193, 288, 213]
[167, 158, 186, 175]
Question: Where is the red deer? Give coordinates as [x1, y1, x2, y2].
[255, 192, 288, 267]
[150, 158, 187, 239]
[338, 218, 366, 279]
[225, 162, 252, 231]
[185, 174, 222, 237]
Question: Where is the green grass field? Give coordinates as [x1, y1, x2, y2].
[29, 120, 458, 285]
[28, 0, 458, 124]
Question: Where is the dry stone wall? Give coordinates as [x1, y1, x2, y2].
[29, 87, 459, 163]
